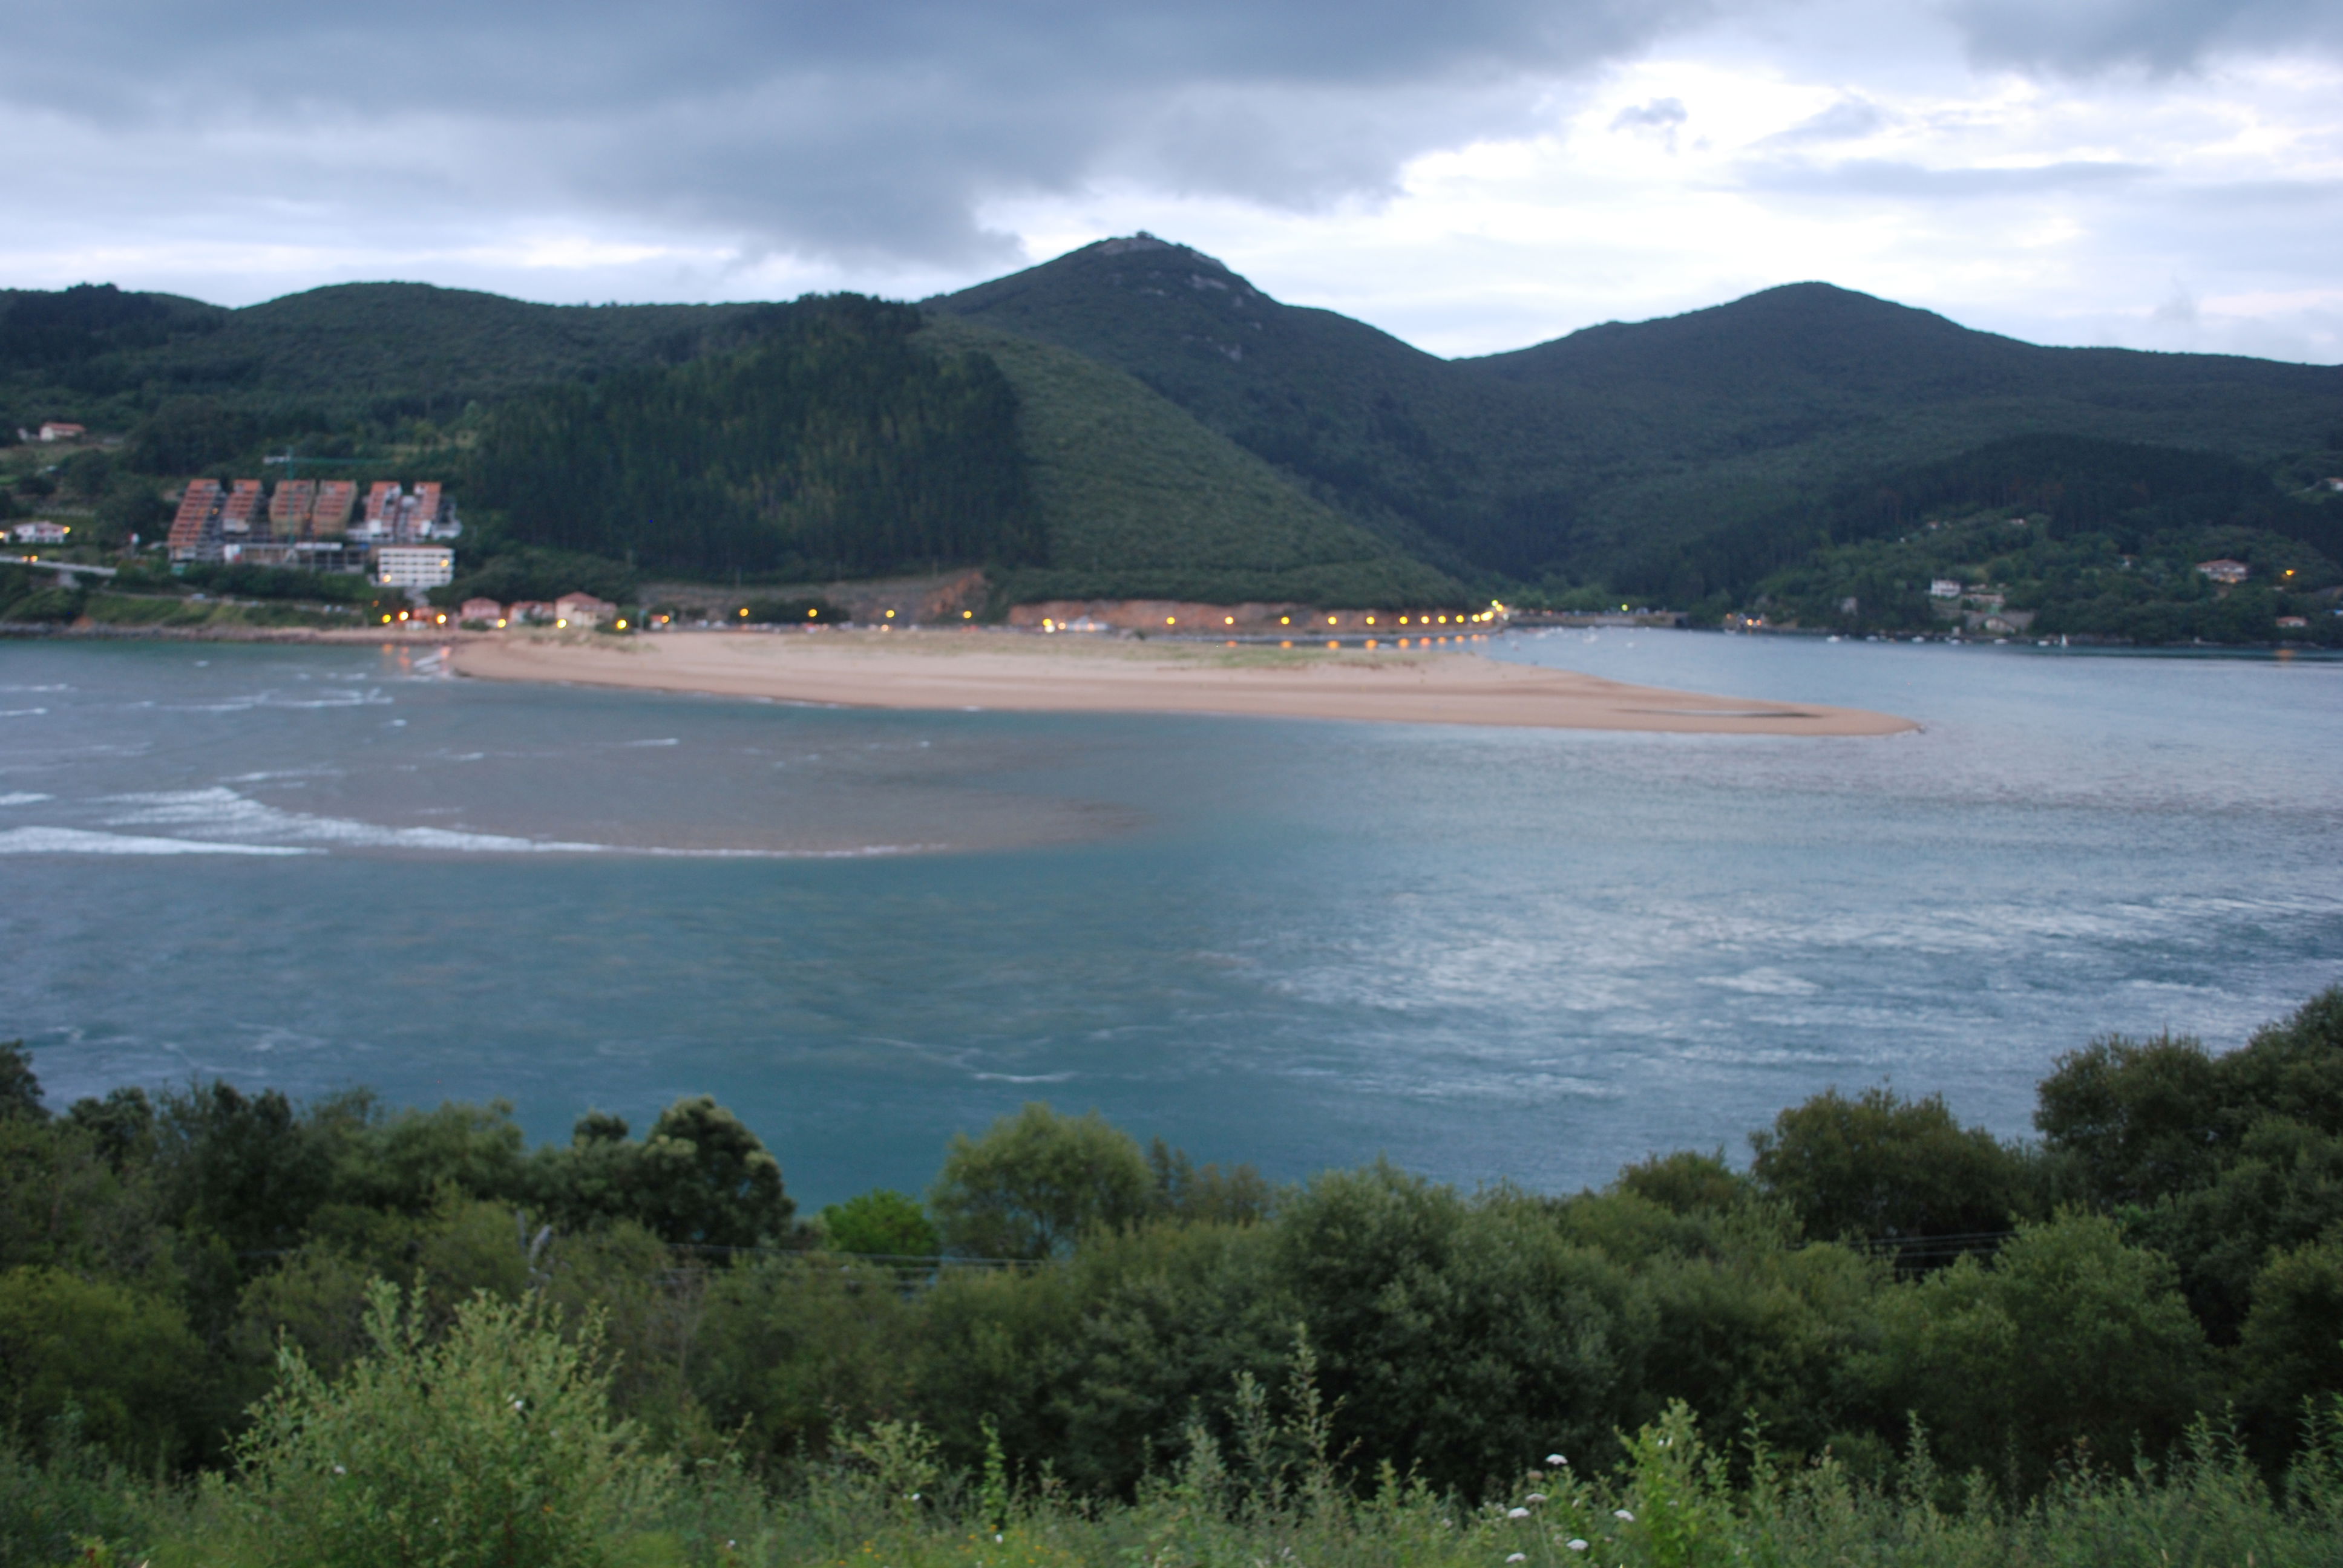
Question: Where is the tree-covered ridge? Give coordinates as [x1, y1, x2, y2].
[928, 242, 2343, 592]
[465, 296, 1041, 580]
[0, 280, 776, 437]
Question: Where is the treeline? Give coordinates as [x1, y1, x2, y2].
[1611, 434, 2343, 612]
[6, 985, 2341, 1534]
[468, 295, 1043, 581]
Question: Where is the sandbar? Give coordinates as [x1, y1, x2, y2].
[448, 629, 1916, 736]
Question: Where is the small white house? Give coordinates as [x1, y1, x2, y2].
[1928, 579, 1961, 599]
[459, 596, 506, 625]
[2196, 558, 2250, 585]
[553, 592, 617, 626]
[10, 520, 69, 544]
[36, 422, 86, 443]
[375, 546, 455, 589]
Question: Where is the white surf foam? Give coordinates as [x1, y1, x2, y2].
[0, 792, 53, 806]
[0, 826, 310, 856]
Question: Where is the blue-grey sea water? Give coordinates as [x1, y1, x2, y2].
[2, 631, 2338, 1206]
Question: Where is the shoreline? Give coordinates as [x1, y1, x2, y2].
[445, 628, 1919, 736]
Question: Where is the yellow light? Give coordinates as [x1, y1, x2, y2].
[1326, 639, 1338, 648]
[1167, 616, 1176, 625]
[615, 618, 627, 629]
[1280, 616, 1290, 625]
[496, 618, 506, 628]
[885, 609, 896, 618]
[556, 618, 568, 627]
[381, 614, 392, 624]
[1280, 639, 1291, 648]
[1365, 616, 1375, 624]
[434, 613, 446, 624]
[963, 610, 974, 618]
[739, 607, 749, 617]
[398, 610, 408, 621]
[808, 608, 819, 617]
[1224, 615, 1234, 625]
[1437, 615, 1447, 623]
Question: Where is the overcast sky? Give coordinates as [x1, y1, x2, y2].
[5, 0, 2338, 361]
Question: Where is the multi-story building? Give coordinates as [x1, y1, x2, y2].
[168, 480, 225, 563]
[376, 546, 454, 590]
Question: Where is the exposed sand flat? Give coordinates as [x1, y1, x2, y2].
[450, 629, 1918, 736]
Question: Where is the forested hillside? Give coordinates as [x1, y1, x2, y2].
[1651, 433, 2343, 629]
[925, 318, 1462, 607]
[468, 296, 1042, 580]
[929, 237, 2343, 595]
[11, 253, 2341, 621]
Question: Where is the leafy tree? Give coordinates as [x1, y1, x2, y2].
[820, 1188, 939, 1256]
[1613, 1148, 1753, 1216]
[65, 1085, 156, 1171]
[0, 1266, 202, 1467]
[0, 1041, 44, 1122]
[1750, 1085, 2032, 1251]
[205, 1281, 675, 1568]
[149, 1082, 348, 1256]
[1273, 1164, 1642, 1493]
[929, 1103, 1154, 1259]
[1866, 1212, 2212, 1488]
[1146, 1137, 1274, 1225]
[2238, 1238, 2343, 1460]
[2036, 1033, 2227, 1206]
[631, 1096, 794, 1250]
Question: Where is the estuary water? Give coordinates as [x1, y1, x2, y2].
[2, 631, 2338, 1205]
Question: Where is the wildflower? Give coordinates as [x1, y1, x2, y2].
[1525, 1493, 1547, 1504]
[332, 1465, 346, 1475]
[1565, 1541, 1588, 1553]
[1546, 1454, 1567, 1466]
[1613, 1509, 1634, 1522]
[1507, 1555, 1527, 1563]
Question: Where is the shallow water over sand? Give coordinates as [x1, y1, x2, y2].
[3, 633, 2337, 1204]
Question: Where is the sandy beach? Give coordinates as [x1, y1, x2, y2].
[448, 629, 1915, 736]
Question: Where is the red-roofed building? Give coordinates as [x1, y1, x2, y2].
[309, 480, 356, 537]
[37, 422, 85, 443]
[168, 480, 224, 563]
[554, 592, 617, 625]
[269, 480, 315, 535]
[459, 597, 506, 625]
[220, 479, 265, 535]
[2197, 558, 2249, 585]
[360, 481, 402, 539]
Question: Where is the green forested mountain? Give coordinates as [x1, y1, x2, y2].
[929, 237, 2343, 596]
[10, 252, 2340, 618]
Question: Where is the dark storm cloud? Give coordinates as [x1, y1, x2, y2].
[7, 0, 1720, 264]
[1944, 0, 2343, 74]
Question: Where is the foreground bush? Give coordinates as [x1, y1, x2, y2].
[177, 1281, 674, 1568]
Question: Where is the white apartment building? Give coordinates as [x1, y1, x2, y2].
[375, 546, 455, 589]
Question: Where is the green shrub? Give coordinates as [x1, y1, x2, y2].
[192, 1280, 675, 1568]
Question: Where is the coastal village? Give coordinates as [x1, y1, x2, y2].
[163, 475, 461, 592]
